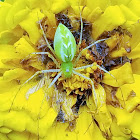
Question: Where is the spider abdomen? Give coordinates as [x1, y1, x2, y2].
[54, 23, 76, 62]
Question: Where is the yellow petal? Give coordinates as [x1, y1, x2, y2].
[116, 84, 133, 101]
[128, 22, 140, 49]
[0, 127, 12, 134]
[116, 75, 140, 111]
[0, 86, 57, 138]
[131, 58, 140, 74]
[0, 44, 20, 71]
[19, 8, 44, 44]
[68, 0, 81, 6]
[129, 110, 140, 139]
[125, 96, 140, 113]
[128, 0, 140, 16]
[7, 131, 30, 140]
[0, 30, 19, 45]
[0, 45, 18, 60]
[0, 111, 27, 132]
[110, 47, 127, 58]
[4, 0, 16, 4]
[14, 37, 36, 58]
[26, 0, 51, 11]
[110, 118, 131, 140]
[111, 0, 131, 6]
[39, 107, 57, 137]
[44, 106, 106, 140]
[2, 68, 28, 82]
[92, 5, 126, 39]
[105, 83, 139, 112]
[112, 136, 131, 140]
[71, 6, 91, 19]
[0, 2, 11, 32]
[128, 42, 140, 59]
[94, 105, 112, 137]
[86, 94, 96, 111]
[129, 74, 140, 99]
[105, 33, 120, 51]
[75, 106, 106, 140]
[14, 8, 30, 26]
[0, 80, 19, 109]
[86, 87, 111, 137]
[102, 62, 134, 87]
[0, 133, 9, 140]
[45, 122, 76, 140]
[86, 0, 111, 11]
[51, 0, 69, 14]
[87, 7, 103, 22]
[6, 0, 27, 29]
[108, 106, 135, 126]
[120, 4, 139, 29]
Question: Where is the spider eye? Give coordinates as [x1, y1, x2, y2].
[66, 69, 69, 72]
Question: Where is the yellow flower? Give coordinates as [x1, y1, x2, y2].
[0, 0, 140, 140]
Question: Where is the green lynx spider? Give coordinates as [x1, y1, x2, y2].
[20, 22, 113, 106]
[10, 11, 115, 111]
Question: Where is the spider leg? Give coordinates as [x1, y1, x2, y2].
[31, 75, 50, 139]
[25, 77, 45, 99]
[74, 63, 125, 106]
[74, 63, 120, 86]
[48, 71, 62, 88]
[36, 71, 61, 139]
[74, 38, 108, 66]
[31, 52, 60, 68]
[97, 64, 125, 106]
[9, 69, 61, 112]
[38, 20, 56, 57]
[77, 5, 83, 52]
[74, 63, 95, 70]
[72, 70, 98, 106]
[21, 52, 60, 68]
[37, 84, 47, 139]
[37, 44, 47, 49]
[24, 69, 60, 86]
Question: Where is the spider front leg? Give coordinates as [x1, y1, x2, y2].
[31, 52, 60, 68]
[23, 69, 61, 95]
[21, 51, 60, 68]
[9, 69, 61, 112]
[38, 20, 56, 57]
